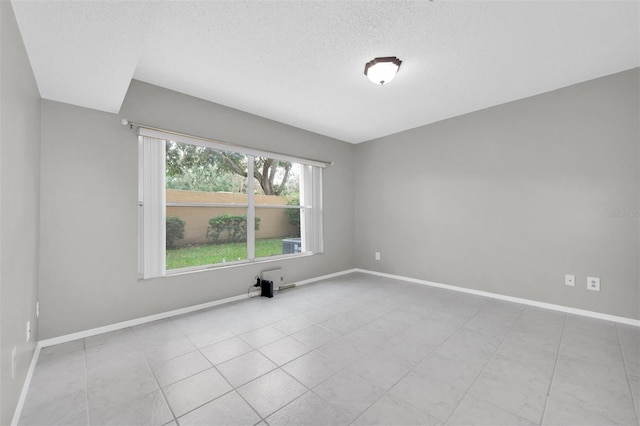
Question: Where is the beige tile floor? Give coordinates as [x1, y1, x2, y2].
[18, 273, 640, 425]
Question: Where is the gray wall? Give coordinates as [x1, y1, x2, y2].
[355, 69, 640, 320]
[38, 80, 355, 339]
[0, 1, 41, 424]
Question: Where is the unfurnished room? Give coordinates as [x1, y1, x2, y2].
[1, 1, 639, 425]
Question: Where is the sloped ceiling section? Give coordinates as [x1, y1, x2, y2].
[11, 1, 161, 113]
[11, 1, 640, 143]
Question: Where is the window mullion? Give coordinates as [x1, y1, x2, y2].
[247, 156, 255, 260]
[300, 165, 311, 253]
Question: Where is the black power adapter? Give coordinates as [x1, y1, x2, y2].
[251, 278, 273, 298]
[260, 279, 273, 298]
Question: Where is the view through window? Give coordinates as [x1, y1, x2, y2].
[138, 131, 323, 278]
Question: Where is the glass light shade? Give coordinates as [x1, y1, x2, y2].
[364, 57, 402, 85]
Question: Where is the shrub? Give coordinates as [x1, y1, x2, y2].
[206, 214, 261, 243]
[166, 216, 185, 249]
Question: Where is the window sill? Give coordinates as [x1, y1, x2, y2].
[138, 251, 316, 280]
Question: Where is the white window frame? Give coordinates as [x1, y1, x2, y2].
[138, 128, 324, 279]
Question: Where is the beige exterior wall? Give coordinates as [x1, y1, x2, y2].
[166, 189, 298, 246]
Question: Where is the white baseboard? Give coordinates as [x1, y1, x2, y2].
[38, 268, 358, 348]
[15, 266, 636, 424]
[38, 291, 260, 348]
[11, 344, 41, 426]
[355, 268, 640, 327]
[14, 268, 356, 425]
[294, 268, 358, 286]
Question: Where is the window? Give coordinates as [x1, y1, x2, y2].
[138, 128, 324, 279]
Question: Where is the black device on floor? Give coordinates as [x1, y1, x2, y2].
[261, 279, 274, 298]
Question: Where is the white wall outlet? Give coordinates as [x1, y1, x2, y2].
[565, 274, 575, 286]
[587, 276, 601, 291]
[375, 252, 381, 261]
[26, 321, 31, 342]
[36, 301, 40, 319]
[11, 347, 16, 379]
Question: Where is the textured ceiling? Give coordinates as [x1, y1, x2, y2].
[11, 1, 640, 143]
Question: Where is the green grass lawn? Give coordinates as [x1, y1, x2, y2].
[167, 238, 283, 270]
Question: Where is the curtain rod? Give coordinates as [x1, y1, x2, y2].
[121, 119, 333, 166]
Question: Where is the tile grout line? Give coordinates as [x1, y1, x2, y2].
[348, 300, 489, 425]
[82, 339, 91, 426]
[225, 331, 333, 423]
[131, 323, 182, 426]
[442, 305, 529, 425]
[263, 313, 389, 423]
[250, 303, 364, 422]
[268, 301, 413, 424]
[26, 276, 635, 426]
[305, 345, 381, 423]
[345, 305, 448, 423]
[166, 316, 257, 424]
[538, 312, 569, 426]
[289, 309, 390, 396]
[154, 300, 316, 423]
[614, 323, 640, 424]
[257, 365, 318, 424]
[262, 310, 378, 423]
[168, 312, 303, 425]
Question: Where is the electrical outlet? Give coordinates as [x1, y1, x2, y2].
[36, 301, 40, 319]
[26, 321, 31, 342]
[565, 274, 575, 286]
[587, 276, 601, 291]
[11, 347, 16, 379]
[375, 252, 381, 261]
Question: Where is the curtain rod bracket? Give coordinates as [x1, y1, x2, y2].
[121, 118, 133, 129]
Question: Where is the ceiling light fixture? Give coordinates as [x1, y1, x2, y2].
[364, 56, 402, 85]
